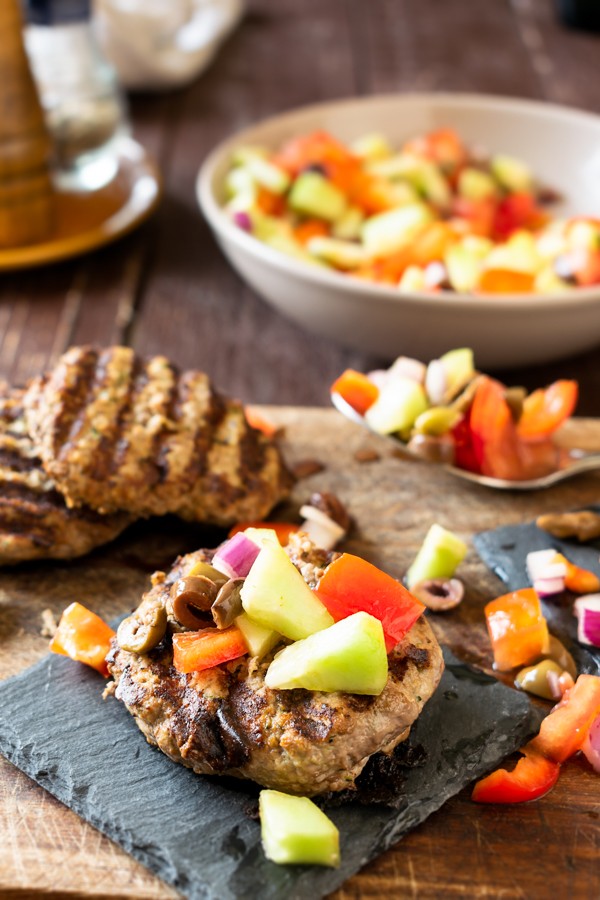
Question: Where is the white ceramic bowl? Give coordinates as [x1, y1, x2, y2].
[197, 93, 600, 368]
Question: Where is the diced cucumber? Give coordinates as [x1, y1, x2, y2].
[252, 214, 293, 243]
[445, 243, 485, 292]
[418, 162, 451, 207]
[246, 157, 290, 195]
[533, 266, 572, 293]
[350, 132, 393, 161]
[306, 236, 369, 269]
[224, 166, 257, 200]
[458, 167, 498, 201]
[235, 612, 280, 659]
[367, 154, 450, 207]
[288, 172, 347, 222]
[361, 202, 433, 256]
[242, 527, 281, 547]
[439, 347, 475, 396]
[265, 611, 388, 695]
[241, 542, 334, 640]
[259, 790, 340, 867]
[398, 264, 427, 292]
[231, 145, 269, 166]
[406, 523, 468, 589]
[332, 205, 365, 240]
[490, 154, 533, 193]
[485, 230, 542, 274]
[364, 375, 428, 435]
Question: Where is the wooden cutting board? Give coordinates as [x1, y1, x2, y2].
[0, 408, 599, 900]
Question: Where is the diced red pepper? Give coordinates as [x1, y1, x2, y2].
[529, 674, 600, 762]
[450, 412, 480, 474]
[574, 249, 600, 287]
[553, 552, 600, 594]
[404, 128, 467, 176]
[484, 588, 549, 672]
[472, 744, 560, 804]
[271, 130, 358, 177]
[468, 376, 524, 480]
[172, 626, 247, 675]
[228, 521, 299, 546]
[293, 219, 330, 245]
[493, 193, 546, 240]
[244, 405, 279, 437]
[49, 602, 115, 677]
[517, 380, 578, 440]
[330, 369, 379, 416]
[256, 186, 286, 216]
[451, 197, 496, 238]
[477, 268, 535, 294]
[315, 553, 425, 651]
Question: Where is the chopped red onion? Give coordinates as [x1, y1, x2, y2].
[233, 211, 253, 232]
[534, 574, 567, 598]
[387, 356, 427, 385]
[574, 595, 600, 647]
[212, 532, 260, 579]
[526, 549, 564, 582]
[425, 359, 448, 405]
[582, 713, 600, 773]
[366, 369, 390, 390]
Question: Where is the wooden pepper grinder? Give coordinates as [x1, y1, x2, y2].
[0, 0, 55, 248]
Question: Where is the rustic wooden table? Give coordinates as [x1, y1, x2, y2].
[0, 1, 599, 898]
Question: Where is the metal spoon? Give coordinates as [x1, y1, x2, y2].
[331, 391, 600, 491]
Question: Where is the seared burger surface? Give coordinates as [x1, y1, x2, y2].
[107, 536, 444, 796]
[24, 345, 292, 524]
[0, 384, 131, 563]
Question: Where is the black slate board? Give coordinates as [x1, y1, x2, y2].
[474, 513, 600, 676]
[0, 645, 541, 900]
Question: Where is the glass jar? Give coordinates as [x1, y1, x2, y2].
[23, 0, 129, 191]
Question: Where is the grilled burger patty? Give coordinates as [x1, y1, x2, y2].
[24, 345, 292, 524]
[107, 537, 444, 796]
[0, 385, 131, 563]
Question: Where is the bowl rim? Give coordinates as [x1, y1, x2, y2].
[197, 91, 600, 312]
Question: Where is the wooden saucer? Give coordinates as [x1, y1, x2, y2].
[0, 138, 161, 270]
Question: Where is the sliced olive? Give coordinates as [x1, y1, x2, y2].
[117, 598, 167, 654]
[187, 560, 229, 586]
[541, 635, 577, 680]
[504, 386, 526, 422]
[413, 406, 460, 437]
[515, 659, 564, 700]
[171, 576, 218, 630]
[406, 433, 455, 465]
[411, 578, 464, 611]
[211, 578, 244, 629]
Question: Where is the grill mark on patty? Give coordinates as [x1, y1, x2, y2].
[152, 360, 184, 485]
[99, 352, 149, 479]
[0, 447, 38, 473]
[52, 347, 100, 459]
[185, 380, 228, 488]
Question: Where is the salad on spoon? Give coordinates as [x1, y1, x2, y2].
[330, 348, 599, 489]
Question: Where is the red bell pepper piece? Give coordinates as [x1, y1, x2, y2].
[172, 626, 248, 675]
[477, 268, 535, 294]
[552, 552, 600, 594]
[316, 553, 425, 651]
[450, 412, 480, 474]
[331, 369, 379, 416]
[517, 380, 578, 440]
[49, 602, 115, 677]
[529, 674, 600, 763]
[468, 376, 524, 480]
[574, 249, 600, 287]
[493, 193, 546, 240]
[472, 744, 560, 804]
[228, 521, 299, 546]
[484, 588, 549, 672]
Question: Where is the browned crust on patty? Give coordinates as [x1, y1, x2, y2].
[24, 346, 293, 524]
[0, 384, 131, 563]
[107, 539, 444, 796]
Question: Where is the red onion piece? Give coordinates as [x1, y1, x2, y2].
[574, 594, 600, 647]
[212, 532, 260, 579]
[387, 356, 427, 385]
[582, 714, 600, 773]
[526, 549, 565, 583]
[233, 211, 253, 232]
[425, 359, 447, 405]
[533, 574, 566, 598]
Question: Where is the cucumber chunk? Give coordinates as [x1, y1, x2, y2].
[490, 154, 533, 194]
[364, 375, 428, 435]
[406, 523, 468, 589]
[259, 790, 340, 867]
[246, 157, 290, 195]
[288, 172, 347, 222]
[241, 543, 334, 640]
[458, 167, 498, 201]
[361, 202, 433, 256]
[265, 611, 388, 695]
[351, 132, 393, 161]
[306, 236, 369, 269]
[235, 612, 280, 659]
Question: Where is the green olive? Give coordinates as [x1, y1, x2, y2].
[117, 598, 167, 654]
[514, 659, 564, 700]
[187, 560, 228, 586]
[542, 635, 577, 680]
[413, 406, 461, 437]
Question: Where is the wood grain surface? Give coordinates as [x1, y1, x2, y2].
[0, 408, 599, 900]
